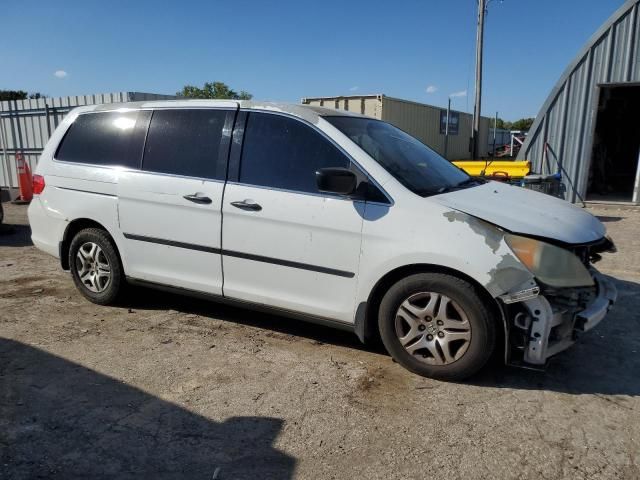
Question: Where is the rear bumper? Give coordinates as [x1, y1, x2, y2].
[511, 271, 616, 366]
[27, 197, 66, 258]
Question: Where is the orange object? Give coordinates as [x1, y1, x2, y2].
[16, 152, 33, 203]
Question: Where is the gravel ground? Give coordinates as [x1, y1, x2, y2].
[1, 201, 639, 479]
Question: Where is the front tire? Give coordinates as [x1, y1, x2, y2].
[378, 273, 496, 381]
[69, 228, 124, 305]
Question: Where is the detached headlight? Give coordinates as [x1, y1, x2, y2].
[505, 234, 594, 288]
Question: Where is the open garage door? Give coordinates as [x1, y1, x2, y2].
[588, 84, 640, 204]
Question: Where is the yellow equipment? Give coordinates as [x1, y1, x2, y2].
[452, 160, 531, 179]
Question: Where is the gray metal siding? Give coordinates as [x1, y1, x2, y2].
[381, 96, 489, 159]
[0, 92, 174, 188]
[380, 96, 446, 154]
[518, 0, 640, 202]
[490, 128, 512, 148]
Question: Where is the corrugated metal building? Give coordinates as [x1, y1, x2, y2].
[518, 0, 640, 204]
[0, 92, 174, 189]
[302, 94, 491, 160]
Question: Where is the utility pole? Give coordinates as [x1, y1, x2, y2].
[471, 0, 486, 160]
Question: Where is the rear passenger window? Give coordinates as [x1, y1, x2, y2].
[142, 109, 228, 179]
[56, 111, 148, 168]
[239, 112, 350, 193]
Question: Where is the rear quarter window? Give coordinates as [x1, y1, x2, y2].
[56, 111, 150, 169]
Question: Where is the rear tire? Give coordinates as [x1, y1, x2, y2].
[378, 273, 496, 381]
[69, 228, 124, 305]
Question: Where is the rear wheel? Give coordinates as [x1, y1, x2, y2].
[69, 228, 124, 305]
[378, 273, 496, 380]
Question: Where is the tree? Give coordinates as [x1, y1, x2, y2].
[176, 82, 252, 100]
[494, 118, 509, 130]
[0, 90, 44, 101]
[493, 117, 535, 131]
[510, 117, 535, 131]
[0, 90, 28, 101]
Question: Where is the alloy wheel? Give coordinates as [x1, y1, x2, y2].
[394, 291, 472, 365]
[75, 242, 111, 293]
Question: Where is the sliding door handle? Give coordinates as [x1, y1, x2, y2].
[183, 194, 212, 204]
[230, 199, 262, 211]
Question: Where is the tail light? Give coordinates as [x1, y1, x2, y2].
[32, 174, 45, 195]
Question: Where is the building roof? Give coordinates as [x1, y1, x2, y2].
[302, 93, 475, 118]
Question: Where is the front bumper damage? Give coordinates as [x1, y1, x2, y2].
[502, 270, 617, 367]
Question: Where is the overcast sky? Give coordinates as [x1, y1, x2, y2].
[1, 0, 625, 120]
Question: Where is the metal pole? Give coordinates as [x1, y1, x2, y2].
[0, 103, 10, 189]
[45, 101, 52, 137]
[510, 133, 514, 158]
[444, 97, 451, 159]
[471, 0, 486, 160]
[493, 111, 497, 157]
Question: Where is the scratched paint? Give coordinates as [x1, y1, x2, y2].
[442, 209, 533, 296]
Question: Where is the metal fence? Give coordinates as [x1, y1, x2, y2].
[489, 128, 512, 150]
[0, 92, 174, 189]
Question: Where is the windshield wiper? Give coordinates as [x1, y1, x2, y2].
[444, 178, 484, 191]
[417, 186, 454, 196]
[416, 177, 485, 197]
[455, 177, 484, 188]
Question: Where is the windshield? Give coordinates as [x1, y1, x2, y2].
[325, 116, 473, 196]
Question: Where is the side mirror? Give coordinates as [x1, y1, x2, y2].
[316, 168, 357, 196]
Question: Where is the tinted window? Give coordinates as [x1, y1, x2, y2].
[56, 111, 148, 168]
[143, 109, 228, 179]
[239, 113, 349, 193]
[325, 116, 473, 196]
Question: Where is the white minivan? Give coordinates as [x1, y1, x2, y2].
[28, 100, 617, 380]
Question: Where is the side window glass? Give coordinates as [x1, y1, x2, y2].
[143, 109, 228, 179]
[56, 111, 148, 168]
[239, 112, 350, 193]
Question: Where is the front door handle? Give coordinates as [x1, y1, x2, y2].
[183, 194, 212, 204]
[230, 199, 262, 211]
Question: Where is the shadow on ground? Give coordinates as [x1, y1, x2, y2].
[122, 285, 380, 355]
[596, 215, 624, 223]
[122, 276, 640, 397]
[0, 339, 296, 479]
[471, 276, 640, 396]
[0, 224, 32, 248]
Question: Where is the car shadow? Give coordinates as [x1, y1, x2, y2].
[121, 285, 383, 355]
[596, 215, 624, 223]
[470, 276, 640, 396]
[0, 224, 32, 247]
[121, 276, 640, 397]
[0, 338, 296, 479]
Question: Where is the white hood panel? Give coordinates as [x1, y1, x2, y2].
[432, 181, 605, 244]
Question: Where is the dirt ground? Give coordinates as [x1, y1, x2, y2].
[1, 201, 639, 479]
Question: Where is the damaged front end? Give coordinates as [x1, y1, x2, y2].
[498, 236, 617, 368]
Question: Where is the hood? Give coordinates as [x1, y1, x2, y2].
[432, 181, 605, 244]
